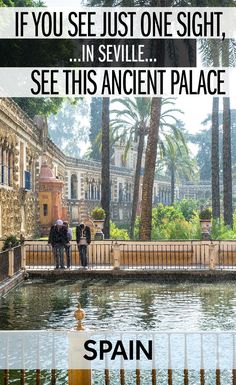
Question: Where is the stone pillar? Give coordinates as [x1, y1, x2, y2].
[68, 170, 71, 199]
[113, 242, 121, 270]
[199, 241, 210, 267]
[8, 249, 14, 277]
[21, 243, 26, 269]
[77, 172, 81, 200]
[209, 243, 217, 270]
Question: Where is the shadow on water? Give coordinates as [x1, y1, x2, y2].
[1, 278, 236, 331]
[1, 278, 236, 384]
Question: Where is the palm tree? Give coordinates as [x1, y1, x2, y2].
[101, 97, 110, 238]
[199, 39, 221, 221]
[111, 98, 182, 238]
[223, 95, 232, 227]
[140, 97, 162, 241]
[222, 39, 234, 227]
[111, 98, 151, 239]
[158, 134, 196, 204]
[200, 38, 236, 227]
[139, 95, 185, 240]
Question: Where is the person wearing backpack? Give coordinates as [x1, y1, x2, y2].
[48, 219, 68, 269]
[76, 223, 91, 269]
[63, 221, 72, 268]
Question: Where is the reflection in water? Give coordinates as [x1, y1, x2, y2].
[1, 278, 236, 384]
[0, 278, 236, 331]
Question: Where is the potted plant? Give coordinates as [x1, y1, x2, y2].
[91, 207, 106, 230]
[2, 235, 20, 251]
[199, 208, 212, 238]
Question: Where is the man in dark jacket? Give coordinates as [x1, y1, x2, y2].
[76, 223, 91, 268]
[63, 221, 72, 268]
[48, 219, 68, 269]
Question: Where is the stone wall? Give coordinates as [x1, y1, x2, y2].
[0, 98, 41, 240]
[0, 188, 39, 239]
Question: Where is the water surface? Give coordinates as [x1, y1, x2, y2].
[0, 278, 236, 331]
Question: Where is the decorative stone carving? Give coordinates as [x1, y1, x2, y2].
[18, 188, 27, 205]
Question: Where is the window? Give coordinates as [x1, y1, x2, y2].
[24, 170, 31, 190]
[71, 174, 78, 200]
[119, 183, 123, 202]
[20, 142, 24, 188]
[0, 146, 14, 187]
[43, 204, 48, 216]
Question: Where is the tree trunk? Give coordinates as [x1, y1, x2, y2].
[211, 97, 220, 220]
[170, 165, 175, 205]
[101, 97, 110, 238]
[129, 130, 145, 239]
[140, 97, 162, 241]
[222, 39, 233, 227]
[223, 96, 233, 227]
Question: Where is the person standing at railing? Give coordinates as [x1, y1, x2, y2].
[48, 219, 68, 269]
[76, 223, 91, 269]
[63, 221, 72, 269]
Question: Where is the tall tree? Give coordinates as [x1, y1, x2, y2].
[48, 100, 89, 157]
[111, 98, 151, 239]
[200, 39, 221, 221]
[101, 98, 110, 238]
[212, 97, 221, 220]
[188, 128, 211, 181]
[0, 0, 44, 5]
[14, 98, 66, 119]
[158, 135, 196, 204]
[223, 98, 232, 225]
[89, 98, 103, 161]
[111, 98, 182, 238]
[222, 39, 233, 227]
[1, 0, 73, 119]
[140, 97, 162, 241]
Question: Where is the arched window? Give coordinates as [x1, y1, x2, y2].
[71, 174, 78, 200]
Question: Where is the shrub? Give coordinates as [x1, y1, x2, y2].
[2, 235, 20, 251]
[174, 199, 199, 221]
[151, 215, 201, 240]
[199, 208, 212, 220]
[152, 204, 184, 228]
[110, 221, 129, 240]
[135, 203, 202, 240]
[211, 217, 236, 240]
[91, 207, 105, 220]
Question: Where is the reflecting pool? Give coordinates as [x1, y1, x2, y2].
[1, 278, 236, 331]
[0, 278, 236, 384]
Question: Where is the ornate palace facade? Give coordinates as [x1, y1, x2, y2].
[0, 98, 211, 238]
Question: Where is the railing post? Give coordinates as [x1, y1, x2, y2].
[113, 242, 120, 270]
[8, 249, 14, 277]
[209, 242, 217, 270]
[21, 243, 26, 269]
[199, 241, 210, 268]
[68, 303, 92, 385]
